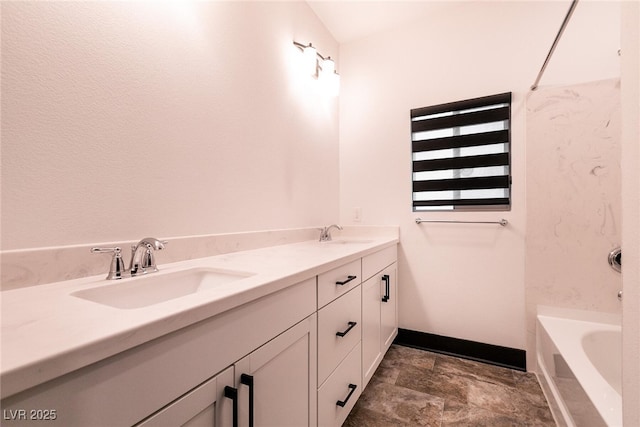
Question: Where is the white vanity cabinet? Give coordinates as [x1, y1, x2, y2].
[137, 316, 317, 427]
[317, 258, 361, 308]
[316, 288, 362, 427]
[317, 342, 361, 427]
[135, 366, 235, 427]
[315, 245, 398, 426]
[316, 260, 363, 427]
[232, 315, 317, 427]
[379, 264, 398, 352]
[1, 279, 316, 427]
[361, 246, 398, 387]
[1, 240, 399, 427]
[318, 286, 361, 384]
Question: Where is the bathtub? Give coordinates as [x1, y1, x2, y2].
[536, 309, 622, 427]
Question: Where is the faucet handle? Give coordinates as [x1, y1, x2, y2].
[90, 247, 121, 254]
[91, 247, 128, 280]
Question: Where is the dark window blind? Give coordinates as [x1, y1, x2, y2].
[411, 92, 512, 211]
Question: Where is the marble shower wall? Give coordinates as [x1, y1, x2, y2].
[525, 78, 622, 370]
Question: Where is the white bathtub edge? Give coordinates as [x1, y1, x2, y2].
[536, 313, 622, 427]
[537, 305, 621, 326]
[536, 358, 572, 427]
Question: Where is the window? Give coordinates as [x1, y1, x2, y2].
[410, 92, 512, 211]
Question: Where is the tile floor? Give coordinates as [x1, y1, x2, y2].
[344, 344, 556, 426]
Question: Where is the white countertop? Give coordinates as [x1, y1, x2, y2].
[1, 236, 398, 399]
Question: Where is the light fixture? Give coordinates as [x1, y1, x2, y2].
[302, 43, 318, 76]
[327, 70, 340, 97]
[320, 57, 335, 77]
[293, 41, 340, 96]
[319, 57, 339, 97]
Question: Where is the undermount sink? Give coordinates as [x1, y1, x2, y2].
[324, 239, 373, 245]
[72, 268, 254, 309]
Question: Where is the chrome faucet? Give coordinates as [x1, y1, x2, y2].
[92, 237, 167, 280]
[129, 237, 167, 276]
[318, 224, 342, 242]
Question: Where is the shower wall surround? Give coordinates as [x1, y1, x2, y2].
[525, 78, 622, 369]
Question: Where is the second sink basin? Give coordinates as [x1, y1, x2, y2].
[72, 268, 254, 309]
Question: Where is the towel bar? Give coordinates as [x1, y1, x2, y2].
[415, 218, 508, 226]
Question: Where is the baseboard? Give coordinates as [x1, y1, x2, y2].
[393, 328, 527, 371]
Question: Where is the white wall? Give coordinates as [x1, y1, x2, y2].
[621, 1, 640, 424]
[1, 1, 339, 250]
[339, 1, 620, 352]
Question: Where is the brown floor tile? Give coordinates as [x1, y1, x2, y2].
[381, 344, 437, 371]
[433, 354, 516, 388]
[396, 364, 472, 405]
[442, 400, 528, 427]
[355, 380, 444, 426]
[343, 406, 407, 427]
[466, 379, 555, 425]
[346, 345, 554, 427]
[368, 361, 401, 386]
[513, 370, 546, 396]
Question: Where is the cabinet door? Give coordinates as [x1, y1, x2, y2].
[136, 367, 234, 427]
[362, 263, 398, 387]
[380, 263, 398, 352]
[234, 315, 317, 427]
[361, 275, 382, 387]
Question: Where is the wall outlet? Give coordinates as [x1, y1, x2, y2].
[353, 207, 362, 222]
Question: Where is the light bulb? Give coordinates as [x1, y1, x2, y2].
[319, 57, 339, 96]
[329, 71, 340, 97]
[321, 57, 335, 76]
[302, 44, 317, 77]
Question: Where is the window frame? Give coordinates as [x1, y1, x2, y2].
[410, 92, 512, 212]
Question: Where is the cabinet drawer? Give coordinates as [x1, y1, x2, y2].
[318, 259, 362, 308]
[362, 245, 397, 280]
[317, 286, 361, 384]
[318, 342, 362, 427]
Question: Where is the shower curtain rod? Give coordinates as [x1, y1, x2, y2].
[531, 0, 579, 91]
